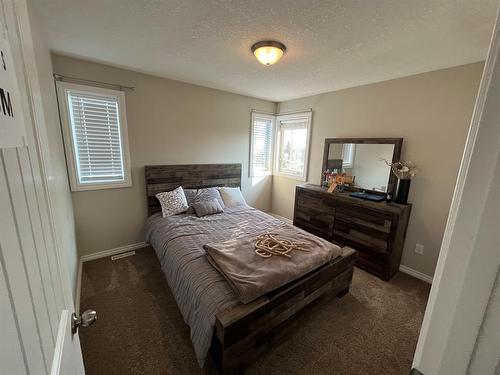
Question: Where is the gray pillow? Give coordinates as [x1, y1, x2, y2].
[192, 198, 224, 217]
[183, 188, 198, 206]
[191, 187, 225, 208]
[183, 188, 198, 213]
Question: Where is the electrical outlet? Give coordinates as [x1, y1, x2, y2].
[415, 243, 424, 254]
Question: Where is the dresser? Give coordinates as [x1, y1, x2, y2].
[293, 184, 411, 281]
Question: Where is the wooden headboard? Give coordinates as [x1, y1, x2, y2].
[145, 163, 242, 215]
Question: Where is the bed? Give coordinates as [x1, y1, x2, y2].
[144, 163, 357, 374]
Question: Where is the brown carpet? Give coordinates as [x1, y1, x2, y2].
[80, 247, 430, 375]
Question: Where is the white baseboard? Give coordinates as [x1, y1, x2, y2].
[80, 242, 148, 263]
[76, 242, 149, 312]
[269, 212, 293, 225]
[399, 265, 433, 284]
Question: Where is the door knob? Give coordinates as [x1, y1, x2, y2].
[71, 309, 97, 334]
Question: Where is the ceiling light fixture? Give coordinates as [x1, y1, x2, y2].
[251, 41, 286, 66]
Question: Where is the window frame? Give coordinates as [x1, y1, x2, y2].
[56, 81, 132, 191]
[249, 112, 276, 177]
[342, 143, 356, 169]
[274, 111, 312, 181]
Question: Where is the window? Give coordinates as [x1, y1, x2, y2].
[57, 82, 131, 191]
[275, 112, 312, 181]
[249, 112, 275, 176]
[342, 143, 356, 168]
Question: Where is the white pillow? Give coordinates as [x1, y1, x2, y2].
[218, 187, 247, 208]
[156, 186, 189, 217]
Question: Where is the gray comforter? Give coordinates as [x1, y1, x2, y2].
[205, 227, 342, 304]
[145, 206, 289, 367]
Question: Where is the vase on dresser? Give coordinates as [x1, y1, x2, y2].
[395, 179, 411, 205]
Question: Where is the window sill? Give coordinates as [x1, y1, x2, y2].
[273, 171, 307, 182]
[70, 180, 132, 192]
[249, 172, 272, 178]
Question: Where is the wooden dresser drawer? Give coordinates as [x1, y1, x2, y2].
[292, 184, 411, 281]
[333, 201, 393, 253]
[333, 226, 389, 254]
[294, 188, 336, 239]
[336, 201, 393, 231]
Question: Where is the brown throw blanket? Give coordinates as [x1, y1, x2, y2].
[204, 226, 342, 304]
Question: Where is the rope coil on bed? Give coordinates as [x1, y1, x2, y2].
[254, 233, 309, 258]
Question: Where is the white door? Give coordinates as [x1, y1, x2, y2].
[51, 311, 86, 375]
[0, 159, 85, 375]
[0, 0, 90, 374]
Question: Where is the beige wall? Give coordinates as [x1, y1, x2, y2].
[53, 54, 482, 277]
[52, 54, 276, 256]
[272, 63, 483, 277]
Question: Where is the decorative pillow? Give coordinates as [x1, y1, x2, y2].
[183, 188, 198, 213]
[183, 188, 198, 206]
[191, 187, 225, 208]
[218, 187, 247, 208]
[192, 198, 224, 217]
[156, 186, 189, 217]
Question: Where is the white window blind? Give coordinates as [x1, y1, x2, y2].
[250, 113, 274, 176]
[58, 82, 131, 191]
[275, 112, 312, 181]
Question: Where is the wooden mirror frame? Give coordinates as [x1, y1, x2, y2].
[321, 138, 403, 196]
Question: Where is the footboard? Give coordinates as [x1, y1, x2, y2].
[209, 247, 357, 374]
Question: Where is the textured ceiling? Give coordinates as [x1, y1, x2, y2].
[32, 0, 498, 102]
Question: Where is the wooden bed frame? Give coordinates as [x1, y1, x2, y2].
[145, 163, 242, 215]
[145, 163, 357, 374]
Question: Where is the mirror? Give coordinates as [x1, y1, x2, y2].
[322, 138, 403, 195]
